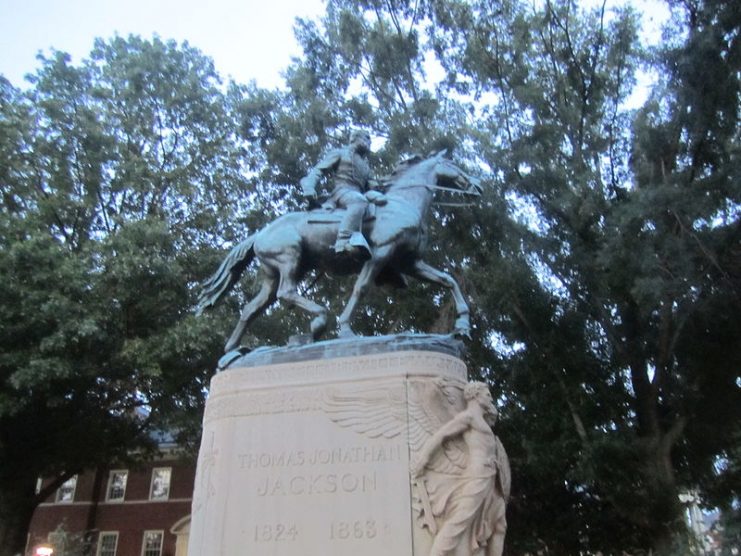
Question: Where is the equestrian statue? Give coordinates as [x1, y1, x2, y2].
[196, 133, 482, 355]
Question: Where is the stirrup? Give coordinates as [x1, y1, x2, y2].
[348, 232, 371, 252]
[334, 234, 371, 259]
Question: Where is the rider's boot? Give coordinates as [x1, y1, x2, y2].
[348, 232, 371, 256]
[334, 230, 371, 259]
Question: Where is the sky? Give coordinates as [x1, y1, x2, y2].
[1, 0, 669, 92]
[0, 0, 325, 89]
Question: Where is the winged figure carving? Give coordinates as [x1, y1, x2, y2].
[322, 379, 510, 556]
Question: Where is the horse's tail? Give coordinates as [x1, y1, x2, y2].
[196, 234, 257, 315]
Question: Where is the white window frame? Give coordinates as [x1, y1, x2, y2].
[97, 531, 119, 556]
[105, 470, 128, 502]
[55, 475, 77, 503]
[141, 530, 164, 556]
[149, 467, 172, 501]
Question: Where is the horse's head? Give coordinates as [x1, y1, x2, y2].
[430, 151, 483, 197]
[385, 151, 483, 197]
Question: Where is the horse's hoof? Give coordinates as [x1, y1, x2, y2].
[452, 315, 471, 340]
[288, 333, 314, 346]
[453, 329, 472, 340]
[310, 315, 328, 339]
[452, 324, 472, 340]
[218, 347, 250, 371]
[337, 326, 357, 339]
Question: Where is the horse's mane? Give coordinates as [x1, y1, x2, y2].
[390, 153, 424, 176]
[379, 152, 449, 190]
[400, 153, 424, 165]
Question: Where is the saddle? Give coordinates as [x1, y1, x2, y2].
[304, 192, 406, 288]
[306, 190, 386, 225]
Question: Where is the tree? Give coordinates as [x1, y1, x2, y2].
[425, 0, 741, 551]
[3, 0, 737, 552]
[230, 0, 740, 552]
[0, 37, 249, 555]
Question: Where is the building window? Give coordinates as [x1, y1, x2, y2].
[106, 470, 128, 502]
[149, 467, 171, 500]
[55, 476, 77, 503]
[141, 530, 163, 556]
[97, 532, 118, 556]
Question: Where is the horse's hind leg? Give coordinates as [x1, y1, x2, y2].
[224, 270, 278, 352]
[275, 264, 328, 341]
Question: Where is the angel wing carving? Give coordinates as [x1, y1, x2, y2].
[407, 377, 468, 474]
[322, 383, 408, 439]
[320, 377, 467, 457]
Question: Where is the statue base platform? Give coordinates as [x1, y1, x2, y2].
[217, 332, 465, 369]
[188, 335, 469, 556]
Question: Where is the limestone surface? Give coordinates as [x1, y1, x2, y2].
[189, 341, 508, 556]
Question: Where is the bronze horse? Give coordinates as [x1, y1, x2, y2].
[196, 151, 482, 353]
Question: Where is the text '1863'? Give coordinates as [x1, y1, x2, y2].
[329, 520, 377, 540]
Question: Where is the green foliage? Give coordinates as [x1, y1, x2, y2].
[0, 0, 738, 553]
[227, 0, 740, 553]
[0, 36, 250, 555]
[426, 0, 739, 552]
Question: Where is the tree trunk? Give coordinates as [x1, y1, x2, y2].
[634, 424, 688, 554]
[82, 467, 105, 556]
[0, 473, 72, 556]
[626, 336, 687, 553]
[0, 486, 37, 556]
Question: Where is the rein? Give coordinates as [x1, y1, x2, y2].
[434, 201, 477, 207]
[387, 183, 479, 196]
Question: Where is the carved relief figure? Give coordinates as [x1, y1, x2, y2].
[410, 381, 510, 556]
[321, 378, 510, 556]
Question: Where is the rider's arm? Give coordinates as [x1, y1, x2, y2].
[411, 413, 472, 476]
[300, 149, 342, 197]
[365, 176, 388, 205]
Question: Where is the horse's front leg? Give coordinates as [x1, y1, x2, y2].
[410, 259, 471, 338]
[337, 249, 387, 337]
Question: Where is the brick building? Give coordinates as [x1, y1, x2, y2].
[26, 448, 195, 556]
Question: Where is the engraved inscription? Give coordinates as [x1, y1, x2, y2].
[329, 519, 377, 540]
[239, 445, 403, 469]
[253, 523, 299, 542]
[256, 472, 377, 496]
[204, 388, 324, 422]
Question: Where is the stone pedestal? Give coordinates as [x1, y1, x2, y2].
[188, 337, 467, 556]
